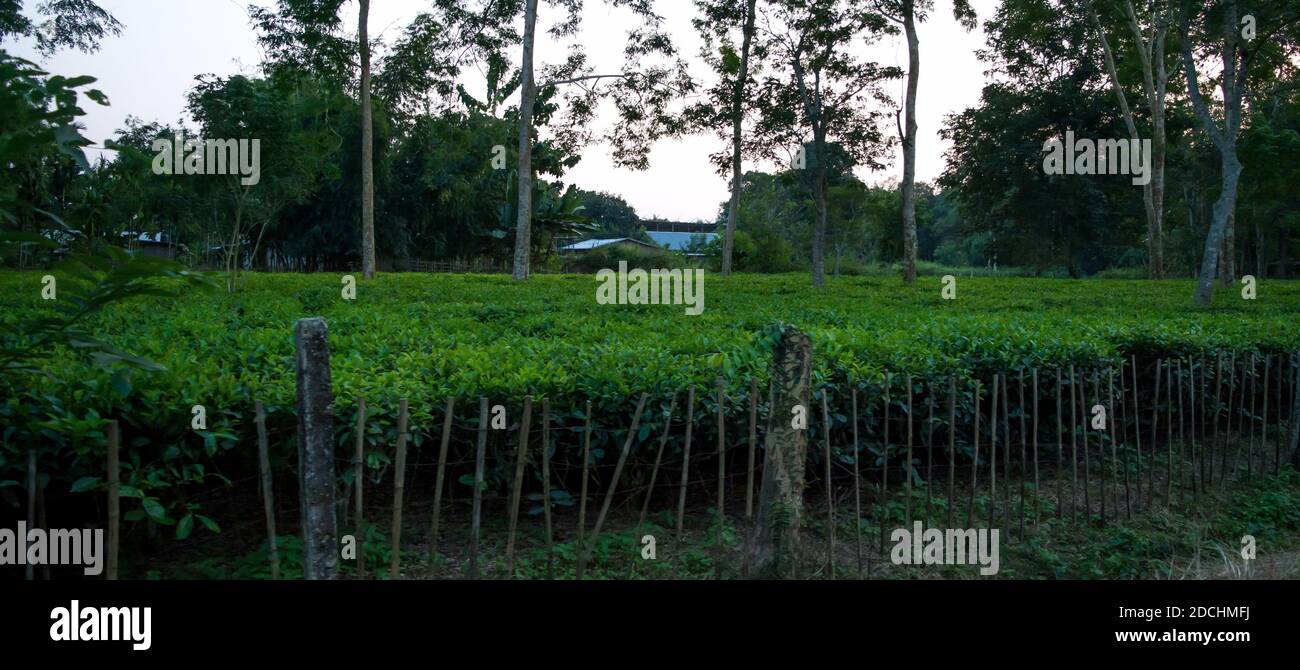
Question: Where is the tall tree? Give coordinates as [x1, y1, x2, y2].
[692, 0, 762, 276]
[358, 0, 375, 279]
[754, 0, 898, 287]
[0, 0, 122, 56]
[1085, 0, 1172, 279]
[873, 0, 975, 284]
[513, 0, 539, 280]
[1177, 0, 1299, 304]
[509, 0, 692, 280]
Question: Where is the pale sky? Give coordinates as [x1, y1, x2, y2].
[9, 0, 993, 222]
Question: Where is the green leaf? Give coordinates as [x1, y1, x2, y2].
[142, 497, 169, 523]
[176, 513, 194, 540]
[110, 369, 132, 397]
[70, 476, 101, 492]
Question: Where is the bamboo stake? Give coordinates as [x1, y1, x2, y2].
[746, 378, 758, 520]
[1056, 369, 1064, 520]
[880, 374, 891, 553]
[1211, 352, 1222, 487]
[1242, 353, 1253, 478]
[1069, 366, 1078, 525]
[905, 374, 914, 530]
[853, 387, 864, 576]
[1115, 357, 1126, 503]
[576, 399, 593, 581]
[1234, 354, 1248, 480]
[1018, 369, 1027, 537]
[926, 383, 936, 521]
[255, 402, 280, 580]
[1081, 368, 1092, 521]
[1108, 368, 1118, 520]
[1263, 356, 1272, 476]
[989, 373, 999, 530]
[541, 398, 553, 579]
[1241, 354, 1253, 478]
[631, 394, 677, 580]
[584, 393, 648, 578]
[26, 450, 35, 581]
[504, 396, 531, 579]
[1177, 361, 1187, 503]
[1170, 361, 1180, 504]
[1001, 374, 1011, 531]
[716, 380, 726, 580]
[389, 398, 409, 579]
[1130, 356, 1142, 507]
[1031, 370, 1041, 526]
[106, 420, 119, 581]
[672, 388, 695, 579]
[1149, 359, 1162, 509]
[1225, 355, 1238, 479]
[429, 397, 454, 575]
[354, 398, 366, 579]
[968, 380, 980, 529]
[1277, 354, 1284, 476]
[1200, 357, 1208, 490]
[469, 397, 488, 579]
[822, 391, 835, 579]
[1221, 353, 1236, 489]
[1094, 372, 1104, 526]
[947, 376, 956, 529]
[1120, 360, 1132, 519]
[1192, 359, 1202, 499]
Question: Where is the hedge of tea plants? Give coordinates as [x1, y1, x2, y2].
[1, 270, 1296, 536]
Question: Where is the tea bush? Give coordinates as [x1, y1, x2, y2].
[1, 271, 1295, 538]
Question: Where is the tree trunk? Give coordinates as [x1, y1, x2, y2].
[1220, 211, 1236, 286]
[722, 0, 758, 276]
[359, 0, 375, 280]
[512, 0, 539, 281]
[1091, 0, 1169, 278]
[1255, 221, 1265, 278]
[1281, 230, 1290, 278]
[900, 2, 920, 284]
[811, 145, 828, 288]
[1182, 0, 1245, 306]
[1196, 156, 1242, 304]
[749, 326, 811, 579]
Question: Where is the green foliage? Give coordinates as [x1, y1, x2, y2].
[564, 243, 686, 273]
[1, 270, 1294, 562]
[0, 48, 107, 231]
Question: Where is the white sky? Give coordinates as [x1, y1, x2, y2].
[9, 0, 994, 222]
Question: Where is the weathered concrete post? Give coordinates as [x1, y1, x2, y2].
[748, 326, 812, 579]
[295, 317, 338, 580]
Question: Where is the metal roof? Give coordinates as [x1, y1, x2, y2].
[646, 231, 717, 252]
[561, 237, 657, 251]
